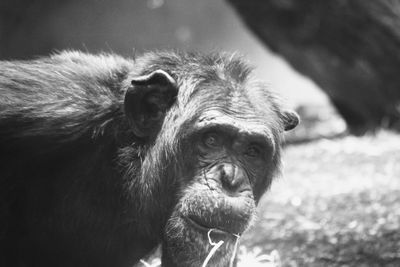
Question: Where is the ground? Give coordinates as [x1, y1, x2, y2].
[240, 130, 400, 267]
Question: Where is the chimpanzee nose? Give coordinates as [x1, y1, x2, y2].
[219, 163, 251, 195]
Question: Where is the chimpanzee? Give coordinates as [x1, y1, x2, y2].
[0, 50, 299, 267]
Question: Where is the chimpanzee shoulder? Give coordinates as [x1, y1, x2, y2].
[0, 51, 136, 152]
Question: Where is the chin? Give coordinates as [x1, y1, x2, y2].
[162, 215, 238, 267]
[161, 189, 256, 267]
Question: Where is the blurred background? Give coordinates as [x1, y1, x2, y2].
[0, 0, 327, 105]
[1, 0, 399, 266]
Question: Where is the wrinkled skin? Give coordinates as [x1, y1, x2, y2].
[161, 85, 296, 266]
[0, 51, 298, 267]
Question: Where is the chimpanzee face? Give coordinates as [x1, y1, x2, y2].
[160, 81, 290, 266]
[177, 111, 275, 232]
[124, 53, 298, 266]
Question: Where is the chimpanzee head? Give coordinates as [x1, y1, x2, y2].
[123, 52, 299, 266]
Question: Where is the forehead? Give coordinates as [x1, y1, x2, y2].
[194, 109, 276, 144]
[179, 76, 280, 139]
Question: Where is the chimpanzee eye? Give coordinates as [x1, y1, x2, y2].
[245, 145, 262, 158]
[203, 132, 222, 148]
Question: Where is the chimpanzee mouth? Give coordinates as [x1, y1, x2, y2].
[184, 216, 238, 236]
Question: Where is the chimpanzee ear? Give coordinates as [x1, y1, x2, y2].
[281, 109, 300, 131]
[124, 70, 178, 138]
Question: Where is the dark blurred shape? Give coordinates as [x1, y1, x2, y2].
[228, 0, 400, 135]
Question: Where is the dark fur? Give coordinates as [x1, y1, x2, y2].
[0, 51, 298, 267]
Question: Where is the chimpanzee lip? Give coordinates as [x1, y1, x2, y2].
[183, 216, 233, 236]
